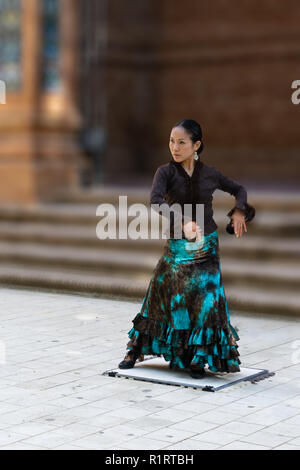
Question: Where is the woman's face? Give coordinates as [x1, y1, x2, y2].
[169, 126, 201, 163]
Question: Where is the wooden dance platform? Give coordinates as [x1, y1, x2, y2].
[103, 357, 273, 392]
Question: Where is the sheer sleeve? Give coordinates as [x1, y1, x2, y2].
[150, 166, 192, 238]
[217, 169, 256, 223]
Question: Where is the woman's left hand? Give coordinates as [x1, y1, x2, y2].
[231, 209, 247, 238]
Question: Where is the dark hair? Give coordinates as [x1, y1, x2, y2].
[172, 119, 204, 155]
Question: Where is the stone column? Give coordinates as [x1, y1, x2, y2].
[0, 0, 84, 204]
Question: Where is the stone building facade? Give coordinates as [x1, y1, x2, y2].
[0, 0, 299, 203]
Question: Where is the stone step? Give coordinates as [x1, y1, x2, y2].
[0, 240, 157, 274]
[226, 286, 300, 317]
[0, 221, 299, 262]
[56, 186, 300, 212]
[0, 220, 164, 251]
[0, 240, 298, 291]
[220, 236, 300, 262]
[0, 204, 299, 237]
[0, 262, 298, 316]
[0, 197, 298, 317]
[221, 258, 300, 290]
[0, 262, 145, 299]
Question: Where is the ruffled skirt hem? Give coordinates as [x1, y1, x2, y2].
[126, 313, 241, 373]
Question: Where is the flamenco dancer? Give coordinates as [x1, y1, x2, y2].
[118, 119, 255, 379]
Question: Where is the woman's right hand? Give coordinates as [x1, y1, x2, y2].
[182, 221, 202, 241]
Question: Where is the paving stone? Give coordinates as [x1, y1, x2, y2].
[142, 427, 197, 443]
[100, 406, 153, 420]
[123, 416, 175, 432]
[213, 421, 265, 436]
[166, 419, 219, 434]
[19, 431, 77, 449]
[191, 429, 242, 446]
[150, 408, 197, 423]
[273, 443, 300, 450]
[172, 401, 218, 414]
[51, 422, 105, 439]
[78, 414, 128, 429]
[288, 436, 300, 446]
[237, 430, 291, 447]
[0, 430, 29, 447]
[192, 410, 242, 425]
[4, 422, 58, 437]
[265, 422, 300, 438]
[0, 287, 299, 450]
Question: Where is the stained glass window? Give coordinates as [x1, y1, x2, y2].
[0, 0, 22, 92]
[42, 0, 61, 91]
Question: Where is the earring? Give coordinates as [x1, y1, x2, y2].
[194, 151, 198, 161]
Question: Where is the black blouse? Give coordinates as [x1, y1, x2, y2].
[150, 157, 256, 237]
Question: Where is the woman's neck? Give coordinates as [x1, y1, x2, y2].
[181, 156, 195, 175]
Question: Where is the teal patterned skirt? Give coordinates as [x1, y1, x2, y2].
[126, 229, 241, 373]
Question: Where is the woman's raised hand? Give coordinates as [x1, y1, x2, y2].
[231, 209, 247, 238]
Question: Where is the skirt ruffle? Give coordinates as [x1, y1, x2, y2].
[127, 312, 241, 373]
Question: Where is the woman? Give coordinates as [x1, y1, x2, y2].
[118, 119, 255, 378]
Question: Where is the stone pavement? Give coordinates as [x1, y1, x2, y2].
[0, 286, 299, 450]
